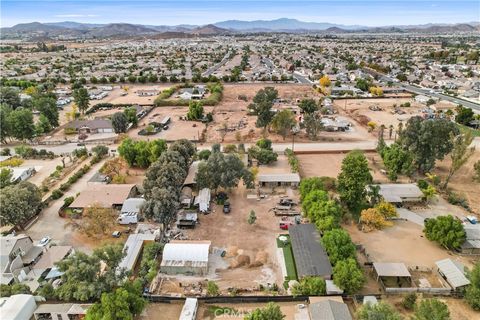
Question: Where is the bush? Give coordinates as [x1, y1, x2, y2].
[63, 196, 74, 207]
[402, 292, 417, 310]
[51, 189, 64, 200]
[0, 157, 24, 167]
[207, 281, 220, 296]
[417, 179, 429, 190]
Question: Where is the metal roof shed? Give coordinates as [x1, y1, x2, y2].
[194, 188, 211, 213]
[161, 240, 210, 276]
[0, 294, 37, 320]
[435, 258, 471, 289]
[309, 300, 352, 320]
[289, 224, 332, 279]
[118, 233, 156, 272]
[373, 262, 411, 278]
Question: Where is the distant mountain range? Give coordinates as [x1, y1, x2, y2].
[1, 18, 478, 40]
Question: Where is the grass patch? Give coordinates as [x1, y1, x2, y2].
[457, 124, 480, 137]
[276, 235, 298, 283]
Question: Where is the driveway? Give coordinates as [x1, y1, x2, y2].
[397, 208, 425, 227]
[25, 159, 107, 254]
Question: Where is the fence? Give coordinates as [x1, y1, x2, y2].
[144, 294, 312, 304]
[385, 287, 453, 296]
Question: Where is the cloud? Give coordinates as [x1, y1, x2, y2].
[54, 14, 99, 18]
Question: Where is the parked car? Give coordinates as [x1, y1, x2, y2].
[279, 198, 296, 206]
[279, 222, 292, 230]
[223, 201, 231, 214]
[38, 236, 51, 247]
[112, 231, 121, 238]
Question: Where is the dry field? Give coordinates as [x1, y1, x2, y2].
[434, 148, 480, 214]
[93, 84, 171, 105]
[196, 301, 303, 320]
[297, 152, 392, 183]
[344, 221, 474, 269]
[128, 106, 213, 141]
[182, 182, 299, 291]
[336, 98, 456, 138]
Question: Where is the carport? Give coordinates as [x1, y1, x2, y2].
[373, 262, 412, 288]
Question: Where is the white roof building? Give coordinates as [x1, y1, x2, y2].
[120, 198, 146, 215]
[118, 233, 156, 272]
[435, 258, 471, 290]
[0, 294, 37, 320]
[179, 298, 198, 320]
[194, 188, 211, 213]
[161, 240, 211, 276]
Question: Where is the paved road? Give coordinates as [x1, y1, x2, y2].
[292, 71, 313, 84]
[202, 51, 231, 77]
[364, 67, 480, 112]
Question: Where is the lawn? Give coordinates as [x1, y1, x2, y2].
[276, 235, 298, 285]
[457, 124, 480, 137]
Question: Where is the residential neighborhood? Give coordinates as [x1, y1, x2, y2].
[0, 1, 480, 320]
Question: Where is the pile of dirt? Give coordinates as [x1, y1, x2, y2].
[250, 251, 268, 268]
[225, 246, 239, 257]
[230, 254, 250, 268]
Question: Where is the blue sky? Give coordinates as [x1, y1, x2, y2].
[1, 1, 479, 27]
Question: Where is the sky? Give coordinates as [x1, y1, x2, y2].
[1, 0, 479, 27]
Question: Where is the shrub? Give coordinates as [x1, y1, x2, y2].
[63, 196, 74, 207]
[402, 292, 417, 310]
[0, 157, 24, 167]
[51, 189, 64, 200]
[207, 281, 220, 296]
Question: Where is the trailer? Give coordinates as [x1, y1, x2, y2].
[273, 209, 300, 216]
[117, 212, 138, 225]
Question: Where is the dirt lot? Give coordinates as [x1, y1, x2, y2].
[138, 301, 184, 320]
[381, 296, 480, 320]
[336, 97, 456, 140]
[344, 220, 474, 269]
[434, 148, 480, 214]
[128, 106, 213, 141]
[21, 157, 64, 186]
[205, 84, 372, 144]
[297, 152, 391, 183]
[179, 182, 298, 291]
[93, 84, 171, 105]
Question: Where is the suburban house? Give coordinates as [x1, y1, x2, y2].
[160, 240, 211, 276]
[0, 294, 37, 320]
[258, 173, 301, 189]
[177, 86, 206, 100]
[308, 297, 352, 320]
[34, 303, 90, 320]
[65, 119, 114, 134]
[68, 184, 137, 210]
[136, 89, 159, 96]
[289, 224, 332, 280]
[435, 258, 471, 291]
[1, 235, 43, 285]
[369, 184, 424, 204]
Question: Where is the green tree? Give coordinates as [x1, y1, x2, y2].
[413, 299, 450, 320]
[292, 276, 326, 296]
[337, 150, 372, 210]
[197, 149, 211, 160]
[271, 110, 296, 140]
[302, 189, 329, 216]
[187, 101, 204, 120]
[303, 113, 324, 140]
[248, 210, 257, 225]
[299, 99, 318, 114]
[244, 302, 285, 320]
[0, 182, 41, 226]
[357, 302, 402, 320]
[34, 96, 59, 127]
[111, 112, 128, 134]
[73, 87, 90, 114]
[299, 177, 326, 200]
[321, 229, 356, 265]
[86, 280, 146, 320]
[124, 107, 138, 127]
[400, 117, 459, 173]
[443, 131, 474, 189]
[455, 106, 474, 125]
[0, 87, 21, 108]
[36, 114, 52, 135]
[0, 168, 13, 189]
[465, 262, 480, 310]
[248, 140, 278, 165]
[333, 258, 365, 294]
[423, 215, 466, 250]
[250, 87, 278, 130]
[0, 105, 12, 143]
[380, 143, 414, 181]
[92, 145, 109, 158]
[8, 108, 35, 141]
